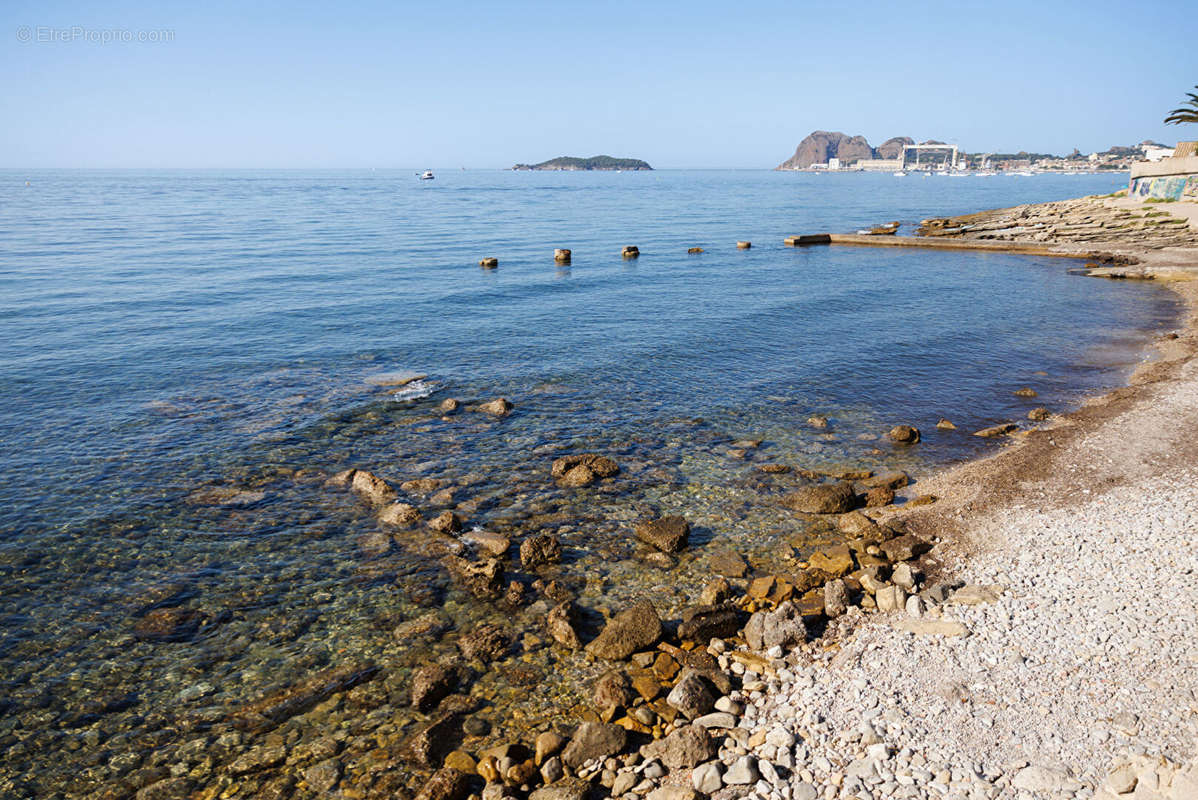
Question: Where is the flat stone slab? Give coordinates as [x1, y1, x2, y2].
[893, 617, 969, 637]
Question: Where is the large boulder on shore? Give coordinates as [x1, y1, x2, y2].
[634, 515, 690, 552]
[585, 601, 662, 660]
[743, 601, 808, 652]
[677, 603, 745, 642]
[561, 722, 627, 768]
[783, 482, 857, 514]
[640, 725, 716, 769]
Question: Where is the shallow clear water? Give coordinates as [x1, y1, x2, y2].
[0, 169, 1180, 796]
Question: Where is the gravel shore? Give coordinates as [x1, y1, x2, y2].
[712, 215, 1198, 800]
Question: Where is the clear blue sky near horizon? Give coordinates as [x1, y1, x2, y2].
[2, 0, 1196, 169]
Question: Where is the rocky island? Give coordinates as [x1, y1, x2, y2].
[512, 156, 653, 171]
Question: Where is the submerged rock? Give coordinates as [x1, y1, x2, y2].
[411, 663, 459, 713]
[379, 502, 422, 527]
[546, 601, 583, 648]
[634, 515, 690, 553]
[457, 623, 509, 662]
[443, 556, 504, 600]
[585, 601, 662, 660]
[783, 482, 857, 514]
[974, 422, 1018, 438]
[520, 534, 562, 568]
[709, 550, 750, 578]
[230, 663, 379, 731]
[429, 511, 463, 533]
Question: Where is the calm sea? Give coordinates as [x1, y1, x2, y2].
[0, 169, 1179, 796]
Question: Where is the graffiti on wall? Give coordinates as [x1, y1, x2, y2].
[1129, 174, 1198, 200]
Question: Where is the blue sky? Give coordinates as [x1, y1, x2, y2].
[2, 0, 1196, 168]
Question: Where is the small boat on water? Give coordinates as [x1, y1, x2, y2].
[893, 171, 907, 177]
[419, 170, 434, 180]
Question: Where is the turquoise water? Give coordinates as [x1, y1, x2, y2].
[0, 169, 1179, 797]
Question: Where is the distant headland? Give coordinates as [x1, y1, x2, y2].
[512, 155, 653, 171]
[777, 129, 1169, 172]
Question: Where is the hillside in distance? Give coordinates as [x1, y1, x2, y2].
[512, 155, 652, 171]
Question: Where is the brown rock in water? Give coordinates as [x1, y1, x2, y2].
[443, 555, 504, 600]
[634, 515, 690, 553]
[758, 463, 792, 474]
[974, 423, 1018, 438]
[461, 529, 509, 556]
[379, 502, 422, 527]
[546, 601, 583, 648]
[351, 470, 397, 506]
[808, 415, 829, 428]
[936, 418, 957, 430]
[554, 248, 572, 263]
[520, 534, 562, 568]
[593, 669, 635, 713]
[552, 454, 620, 482]
[535, 731, 567, 764]
[231, 663, 379, 731]
[457, 623, 509, 662]
[415, 767, 471, 800]
[1014, 387, 1038, 397]
[865, 486, 895, 508]
[709, 550, 750, 577]
[585, 601, 662, 660]
[478, 257, 498, 269]
[622, 245, 640, 258]
[326, 468, 357, 487]
[133, 607, 203, 642]
[561, 722, 627, 769]
[807, 544, 855, 577]
[559, 464, 597, 487]
[439, 398, 460, 414]
[783, 482, 857, 514]
[411, 663, 459, 713]
[699, 577, 734, 605]
[678, 604, 745, 642]
[402, 477, 442, 494]
[406, 713, 462, 768]
[478, 397, 513, 417]
[887, 425, 921, 444]
[687, 247, 704, 254]
[737, 241, 752, 249]
[429, 511, 462, 533]
[1028, 407, 1050, 421]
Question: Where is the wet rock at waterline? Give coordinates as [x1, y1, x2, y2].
[634, 515, 690, 553]
[477, 397, 513, 417]
[351, 470, 397, 506]
[677, 603, 745, 642]
[585, 601, 662, 660]
[783, 481, 857, 514]
[887, 425, 921, 444]
[561, 722, 627, 768]
[1029, 406, 1051, 421]
[708, 550, 750, 578]
[974, 422, 1019, 438]
[429, 510, 462, 533]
